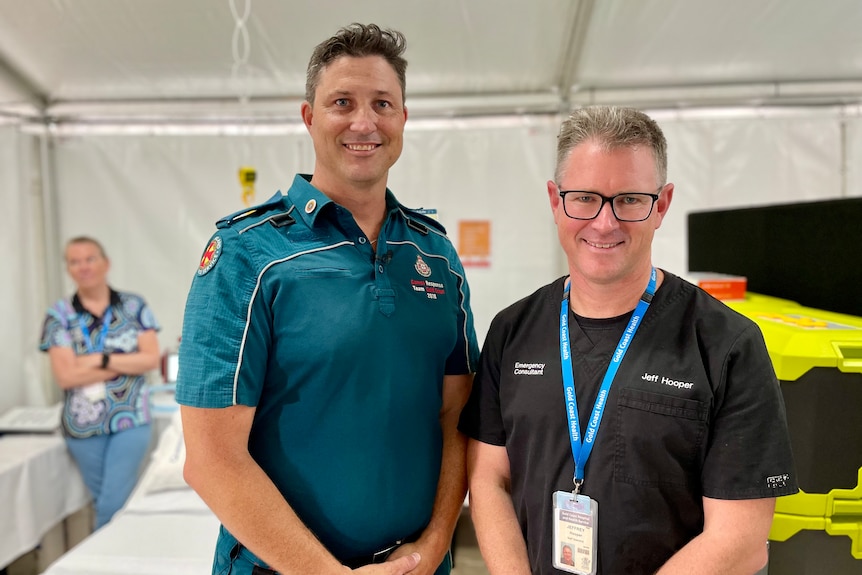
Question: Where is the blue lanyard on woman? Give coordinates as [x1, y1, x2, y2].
[559, 267, 657, 495]
[78, 307, 113, 354]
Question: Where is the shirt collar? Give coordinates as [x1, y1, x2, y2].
[72, 288, 120, 318]
[287, 174, 402, 228]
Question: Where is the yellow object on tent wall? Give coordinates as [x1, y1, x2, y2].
[239, 166, 256, 206]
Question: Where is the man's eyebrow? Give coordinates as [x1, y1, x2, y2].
[323, 89, 397, 98]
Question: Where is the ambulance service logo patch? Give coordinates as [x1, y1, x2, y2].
[414, 255, 432, 278]
[197, 236, 223, 276]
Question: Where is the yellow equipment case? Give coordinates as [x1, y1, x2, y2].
[726, 294, 862, 574]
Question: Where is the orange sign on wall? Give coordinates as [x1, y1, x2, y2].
[458, 220, 491, 267]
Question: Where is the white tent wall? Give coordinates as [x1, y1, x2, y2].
[51, 131, 316, 355]
[0, 125, 51, 414]
[11, 106, 861, 407]
[391, 116, 561, 341]
[47, 116, 560, 378]
[848, 113, 862, 196]
[653, 108, 852, 276]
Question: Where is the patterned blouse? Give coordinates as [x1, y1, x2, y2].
[40, 289, 160, 438]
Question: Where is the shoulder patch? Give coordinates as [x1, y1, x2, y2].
[197, 236, 223, 276]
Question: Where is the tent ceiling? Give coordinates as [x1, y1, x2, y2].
[0, 0, 860, 122]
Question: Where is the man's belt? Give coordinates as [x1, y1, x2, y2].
[236, 528, 424, 573]
[342, 528, 424, 569]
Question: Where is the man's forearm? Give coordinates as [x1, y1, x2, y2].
[655, 532, 768, 575]
[387, 411, 468, 575]
[183, 403, 349, 575]
[656, 497, 773, 575]
[422, 426, 468, 554]
[406, 374, 474, 561]
[469, 482, 531, 575]
[187, 449, 349, 575]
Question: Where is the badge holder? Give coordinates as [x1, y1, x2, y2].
[552, 489, 598, 575]
[81, 381, 107, 402]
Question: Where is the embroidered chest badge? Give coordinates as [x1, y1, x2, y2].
[412, 256, 446, 300]
[414, 255, 432, 278]
[197, 236, 223, 276]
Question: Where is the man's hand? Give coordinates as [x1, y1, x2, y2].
[386, 540, 445, 575]
[353, 552, 421, 574]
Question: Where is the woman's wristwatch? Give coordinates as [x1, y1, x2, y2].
[101, 352, 111, 369]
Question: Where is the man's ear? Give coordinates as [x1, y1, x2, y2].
[547, 180, 565, 226]
[547, 180, 560, 209]
[301, 101, 313, 129]
[653, 183, 674, 229]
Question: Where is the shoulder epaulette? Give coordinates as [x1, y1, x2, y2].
[216, 192, 286, 229]
[269, 211, 296, 228]
[402, 208, 447, 235]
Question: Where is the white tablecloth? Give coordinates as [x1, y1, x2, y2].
[42, 415, 220, 575]
[41, 508, 220, 575]
[0, 433, 89, 568]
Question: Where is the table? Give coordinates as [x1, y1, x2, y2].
[40, 406, 220, 575]
[0, 433, 89, 569]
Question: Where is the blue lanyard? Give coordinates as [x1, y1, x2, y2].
[559, 268, 657, 494]
[78, 307, 113, 354]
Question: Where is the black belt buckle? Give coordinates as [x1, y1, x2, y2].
[370, 538, 403, 564]
[344, 529, 422, 568]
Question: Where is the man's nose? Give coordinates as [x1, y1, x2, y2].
[350, 105, 377, 133]
[591, 200, 619, 229]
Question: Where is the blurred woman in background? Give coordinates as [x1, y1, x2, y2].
[40, 236, 160, 529]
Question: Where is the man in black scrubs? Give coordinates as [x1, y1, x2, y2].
[459, 106, 797, 575]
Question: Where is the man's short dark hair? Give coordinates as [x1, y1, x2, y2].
[305, 23, 407, 105]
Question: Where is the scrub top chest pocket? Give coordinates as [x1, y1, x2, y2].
[614, 387, 708, 488]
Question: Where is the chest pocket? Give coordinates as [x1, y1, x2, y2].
[614, 388, 708, 489]
[294, 268, 353, 279]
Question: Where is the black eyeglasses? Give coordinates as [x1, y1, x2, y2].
[557, 187, 662, 222]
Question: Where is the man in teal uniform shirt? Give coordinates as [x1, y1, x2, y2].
[177, 23, 479, 575]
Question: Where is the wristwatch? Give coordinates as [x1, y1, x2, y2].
[101, 352, 110, 369]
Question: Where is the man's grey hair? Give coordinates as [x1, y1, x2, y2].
[305, 23, 407, 105]
[555, 106, 668, 186]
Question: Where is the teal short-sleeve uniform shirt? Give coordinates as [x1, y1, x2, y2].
[177, 174, 479, 568]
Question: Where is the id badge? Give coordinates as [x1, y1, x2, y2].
[552, 490, 598, 574]
[81, 382, 107, 402]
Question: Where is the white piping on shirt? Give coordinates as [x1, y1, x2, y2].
[232, 240, 352, 405]
[233, 234, 474, 404]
